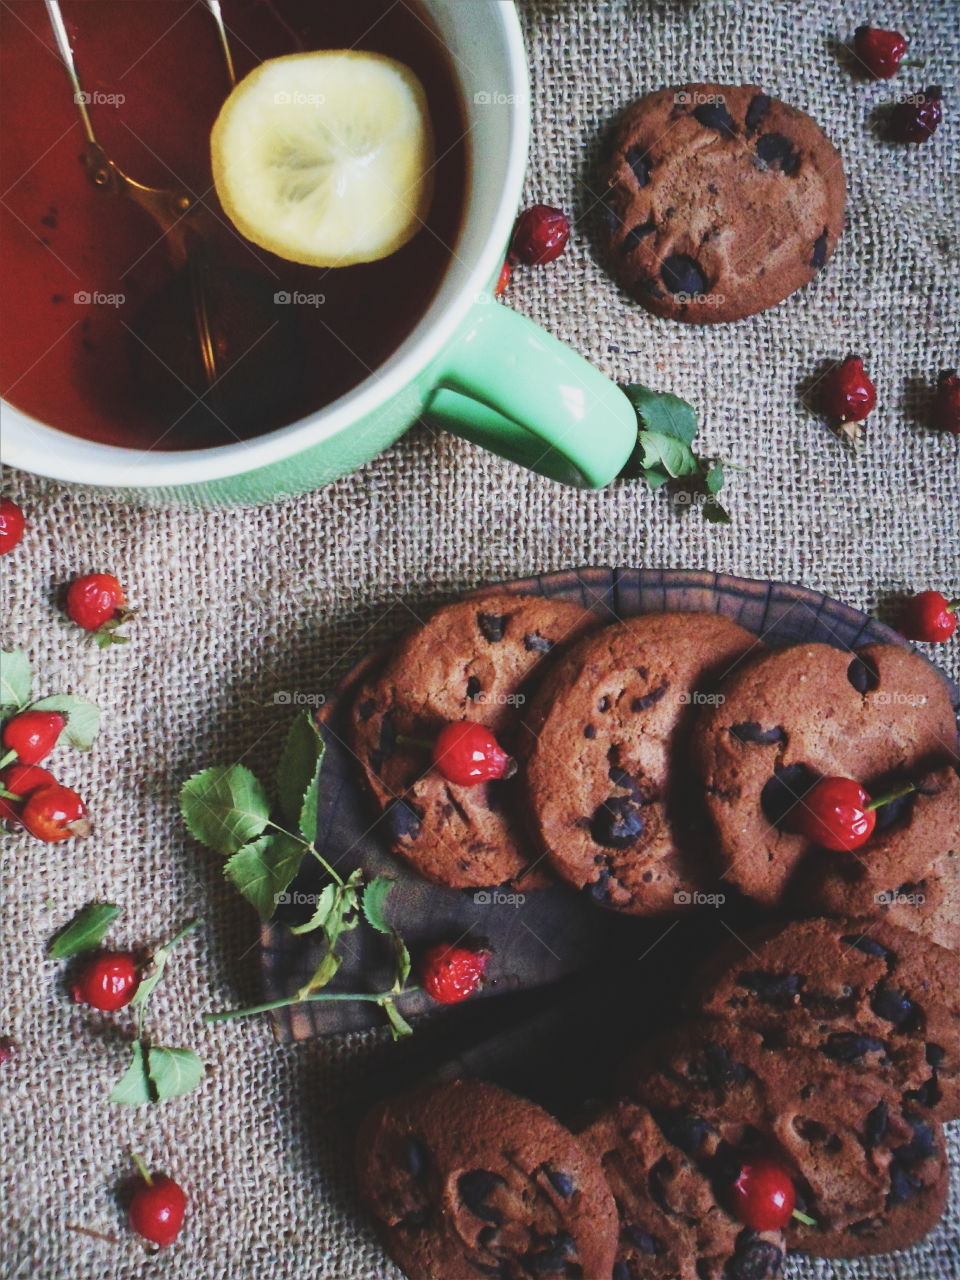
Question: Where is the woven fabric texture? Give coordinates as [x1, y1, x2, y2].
[1, 0, 958, 1277]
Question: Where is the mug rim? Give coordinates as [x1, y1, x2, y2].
[0, 0, 529, 489]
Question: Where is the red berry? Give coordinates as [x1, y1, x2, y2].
[898, 590, 958, 643]
[0, 763, 57, 823]
[65, 572, 127, 632]
[818, 356, 877, 425]
[20, 783, 89, 842]
[0, 499, 25, 555]
[886, 86, 943, 143]
[510, 204, 570, 266]
[433, 721, 513, 786]
[795, 777, 876, 852]
[729, 1159, 797, 1232]
[853, 25, 908, 79]
[494, 260, 512, 297]
[1, 710, 66, 765]
[420, 942, 489, 1004]
[71, 951, 140, 1011]
[130, 1171, 187, 1247]
[930, 370, 960, 434]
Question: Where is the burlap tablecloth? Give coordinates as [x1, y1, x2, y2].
[1, 0, 958, 1276]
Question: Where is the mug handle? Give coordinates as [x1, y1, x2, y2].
[424, 302, 637, 488]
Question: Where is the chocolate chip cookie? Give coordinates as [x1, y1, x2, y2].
[523, 613, 762, 914]
[691, 641, 958, 907]
[686, 916, 960, 1120]
[350, 594, 598, 888]
[799, 766, 960, 952]
[622, 1022, 948, 1258]
[356, 1078, 619, 1280]
[580, 1100, 784, 1280]
[600, 84, 846, 323]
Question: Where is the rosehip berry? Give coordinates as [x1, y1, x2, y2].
[729, 1159, 797, 1232]
[20, 783, 89, 842]
[1, 710, 66, 765]
[494, 260, 512, 297]
[130, 1168, 187, 1247]
[795, 777, 876, 852]
[818, 356, 877, 426]
[71, 951, 140, 1011]
[510, 204, 570, 266]
[898, 590, 958, 643]
[65, 572, 127, 632]
[853, 25, 908, 79]
[930, 370, 960, 434]
[0, 763, 57, 823]
[0, 499, 25, 555]
[433, 721, 514, 786]
[420, 942, 489, 1004]
[886, 86, 943, 143]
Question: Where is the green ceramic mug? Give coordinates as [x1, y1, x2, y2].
[0, 2, 637, 507]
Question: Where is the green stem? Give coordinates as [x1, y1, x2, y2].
[866, 780, 916, 812]
[0, 785, 21, 801]
[130, 1151, 153, 1185]
[947, 598, 960, 613]
[792, 1208, 818, 1228]
[267, 820, 345, 887]
[395, 733, 434, 752]
[163, 917, 202, 951]
[204, 986, 421, 1024]
[0, 749, 17, 770]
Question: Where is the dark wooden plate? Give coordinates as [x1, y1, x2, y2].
[259, 567, 958, 1045]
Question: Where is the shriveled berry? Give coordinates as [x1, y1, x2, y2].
[930, 370, 960, 434]
[20, 783, 89, 842]
[728, 1158, 797, 1231]
[71, 951, 140, 1011]
[794, 776, 876, 851]
[130, 1169, 187, 1247]
[853, 25, 908, 79]
[65, 572, 128, 638]
[510, 204, 570, 266]
[0, 499, 26, 555]
[494, 261, 511, 297]
[898, 590, 958, 643]
[1, 710, 66, 765]
[817, 356, 877, 426]
[433, 722, 513, 786]
[420, 942, 489, 1004]
[0, 763, 57, 823]
[886, 86, 943, 143]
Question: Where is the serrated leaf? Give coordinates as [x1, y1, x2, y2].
[146, 1047, 204, 1100]
[624, 384, 698, 445]
[0, 650, 31, 710]
[382, 999, 413, 1041]
[180, 765, 271, 855]
[298, 948, 341, 997]
[288, 883, 336, 936]
[109, 1040, 152, 1105]
[29, 693, 101, 749]
[393, 935, 411, 989]
[224, 832, 303, 920]
[361, 876, 395, 935]
[276, 712, 325, 839]
[48, 902, 119, 959]
[705, 463, 725, 494]
[702, 498, 732, 525]
[638, 430, 697, 479]
[642, 466, 671, 490]
[131, 918, 200, 1008]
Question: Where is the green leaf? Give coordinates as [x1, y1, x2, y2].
[297, 948, 341, 997]
[180, 765, 271, 855]
[702, 499, 732, 525]
[361, 876, 395, 935]
[638, 429, 697, 479]
[0, 650, 31, 710]
[29, 693, 101, 749]
[705, 462, 725, 494]
[288, 883, 337, 936]
[382, 998, 413, 1041]
[146, 1047, 204, 1101]
[623, 384, 698, 445]
[393, 934, 412, 989]
[131, 918, 200, 1008]
[224, 832, 303, 920]
[642, 466, 671, 491]
[276, 712, 325, 839]
[48, 902, 120, 959]
[109, 1040, 152, 1105]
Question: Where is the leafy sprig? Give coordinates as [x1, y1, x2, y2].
[0, 649, 101, 772]
[180, 712, 415, 1038]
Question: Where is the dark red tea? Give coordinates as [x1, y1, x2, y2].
[0, 0, 466, 449]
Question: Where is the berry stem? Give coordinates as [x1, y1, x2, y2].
[204, 986, 421, 1024]
[131, 1152, 153, 1186]
[0, 785, 21, 801]
[792, 1208, 818, 1227]
[865, 780, 916, 812]
[395, 733, 434, 752]
[0, 749, 17, 771]
[947, 599, 960, 613]
[266, 820, 345, 887]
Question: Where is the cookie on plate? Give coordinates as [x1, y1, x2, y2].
[600, 83, 846, 323]
[798, 766, 960, 952]
[691, 641, 958, 907]
[580, 1099, 784, 1280]
[349, 593, 599, 889]
[686, 915, 960, 1120]
[523, 612, 762, 914]
[356, 1078, 619, 1280]
[622, 1021, 948, 1258]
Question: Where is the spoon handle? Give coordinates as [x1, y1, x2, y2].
[42, 0, 97, 143]
[204, 0, 238, 87]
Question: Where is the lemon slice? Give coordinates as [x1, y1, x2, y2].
[211, 51, 436, 267]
